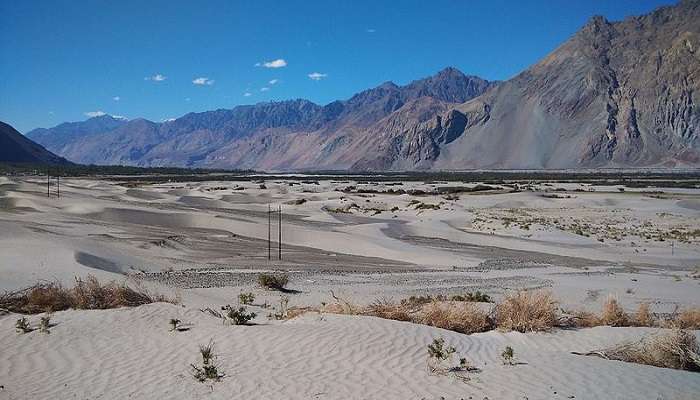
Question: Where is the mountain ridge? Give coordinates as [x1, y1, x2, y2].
[25, 1, 700, 170]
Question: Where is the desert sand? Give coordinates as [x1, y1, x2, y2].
[1, 175, 699, 399]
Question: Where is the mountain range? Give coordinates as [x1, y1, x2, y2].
[0, 121, 70, 165]
[22, 0, 700, 170]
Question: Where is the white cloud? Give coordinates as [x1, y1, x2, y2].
[162, 118, 176, 122]
[308, 72, 328, 81]
[243, 92, 252, 97]
[145, 74, 167, 82]
[258, 59, 287, 68]
[192, 77, 215, 86]
[366, 28, 376, 33]
[268, 79, 279, 85]
[185, 97, 191, 102]
[113, 96, 120, 101]
[84, 111, 107, 117]
[260, 87, 270, 92]
[112, 115, 128, 120]
[48, 111, 54, 115]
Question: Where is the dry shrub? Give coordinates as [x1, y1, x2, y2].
[496, 290, 558, 332]
[0, 275, 173, 314]
[672, 308, 700, 330]
[599, 296, 629, 327]
[365, 299, 412, 322]
[570, 310, 600, 328]
[577, 329, 700, 372]
[418, 302, 493, 334]
[634, 303, 655, 327]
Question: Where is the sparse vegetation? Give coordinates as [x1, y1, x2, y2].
[418, 302, 493, 335]
[496, 290, 558, 332]
[501, 346, 515, 365]
[238, 292, 255, 305]
[426, 338, 478, 382]
[574, 329, 700, 372]
[39, 314, 51, 334]
[599, 296, 629, 327]
[15, 317, 31, 333]
[191, 340, 224, 382]
[0, 275, 174, 314]
[169, 318, 181, 331]
[257, 273, 289, 291]
[225, 306, 256, 325]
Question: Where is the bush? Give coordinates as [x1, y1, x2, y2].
[576, 329, 700, 372]
[169, 318, 181, 331]
[599, 296, 629, 327]
[426, 337, 478, 381]
[450, 291, 493, 303]
[673, 308, 700, 329]
[15, 317, 31, 333]
[39, 314, 51, 334]
[365, 299, 412, 322]
[0, 275, 174, 314]
[225, 306, 256, 325]
[634, 303, 654, 327]
[418, 302, 493, 334]
[257, 273, 289, 291]
[496, 290, 558, 332]
[238, 292, 255, 305]
[501, 346, 515, 365]
[191, 340, 224, 382]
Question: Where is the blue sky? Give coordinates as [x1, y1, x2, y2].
[0, 0, 673, 133]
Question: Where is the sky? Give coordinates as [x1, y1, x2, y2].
[0, 0, 674, 134]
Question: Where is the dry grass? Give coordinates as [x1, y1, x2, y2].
[672, 308, 700, 330]
[496, 290, 558, 332]
[598, 296, 629, 327]
[634, 303, 655, 327]
[575, 329, 700, 372]
[0, 275, 174, 314]
[365, 299, 412, 322]
[417, 302, 493, 334]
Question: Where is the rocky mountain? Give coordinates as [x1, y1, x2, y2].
[27, 69, 493, 169]
[26, 1, 700, 170]
[354, 0, 700, 170]
[0, 121, 71, 165]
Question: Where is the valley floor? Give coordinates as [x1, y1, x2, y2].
[0, 175, 699, 399]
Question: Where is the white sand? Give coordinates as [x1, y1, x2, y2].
[1, 176, 699, 399]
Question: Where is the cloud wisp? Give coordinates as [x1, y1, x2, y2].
[260, 87, 270, 92]
[192, 77, 215, 86]
[268, 79, 279, 85]
[113, 96, 120, 101]
[144, 74, 167, 82]
[256, 59, 287, 68]
[308, 72, 328, 81]
[84, 111, 107, 117]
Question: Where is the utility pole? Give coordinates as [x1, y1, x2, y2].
[268, 204, 271, 260]
[278, 205, 282, 260]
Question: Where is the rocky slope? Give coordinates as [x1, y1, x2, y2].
[354, 0, 700, 170]
[26, 1, 700, 170]
[0, 121, 70, 165]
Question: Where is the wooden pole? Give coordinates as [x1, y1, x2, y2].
[278, 205, 282, 260]
[268, 204, 271, 260]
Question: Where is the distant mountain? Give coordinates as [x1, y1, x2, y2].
[27, 68, 493, 169]
[0, 121, 71, 165]
[27, 1, 700, 170]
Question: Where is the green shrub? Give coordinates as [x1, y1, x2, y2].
[258, 273, 289, 290]
[225, 306, 256, 325]
[238, 292, 255, 305]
